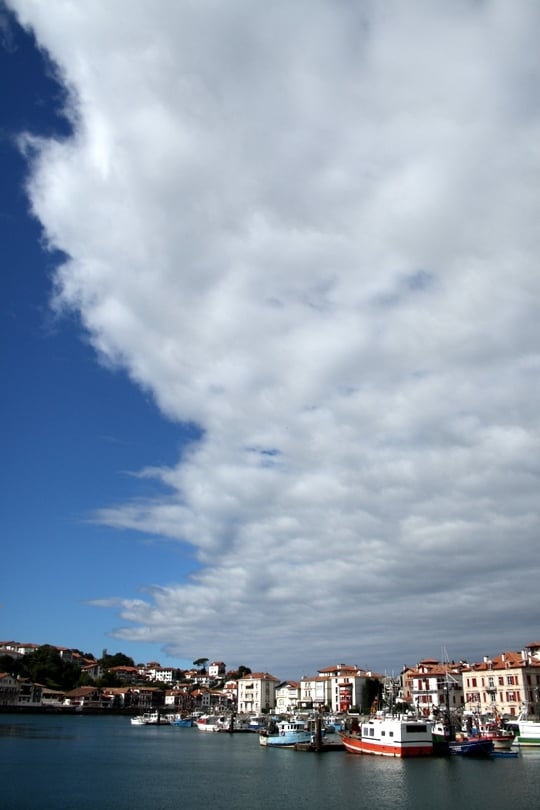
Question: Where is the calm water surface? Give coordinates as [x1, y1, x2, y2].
[1, 714, 539, 809]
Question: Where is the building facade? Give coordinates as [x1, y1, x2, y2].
[461, 644, 540, 717]
[275, 681, 300, 713]
[237, 673, 279, 713]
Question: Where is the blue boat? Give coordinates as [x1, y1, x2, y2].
[259, 719, 312, 748]
[171, 717, 194, 727]
[449, 738, 494, 757]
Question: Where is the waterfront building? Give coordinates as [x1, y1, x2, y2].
[299, 674, 329, 709]
[237, 672, 279, 713]
[0, 673, 19, 705]
[461, 643, 540, 717]
[275, 680, 300, 713]
[300, 664, 377, 713]
[403, 659, 465, 716]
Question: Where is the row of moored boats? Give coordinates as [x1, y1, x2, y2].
[130, 709, 540, 758]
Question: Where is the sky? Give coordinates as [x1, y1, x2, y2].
[1, 0, 539, 679]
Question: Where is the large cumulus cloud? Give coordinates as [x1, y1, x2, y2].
[10, 0, 540, 673]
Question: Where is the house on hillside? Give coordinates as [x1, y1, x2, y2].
[107, 665, 140, 683]
[208, 661, 226, 679]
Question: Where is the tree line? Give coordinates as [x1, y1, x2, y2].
[0, 646, 252, 691]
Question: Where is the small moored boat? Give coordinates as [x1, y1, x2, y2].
[259, 719, 312, 748]
[449, 736, 494, 757]
[130, 711, 169, 726]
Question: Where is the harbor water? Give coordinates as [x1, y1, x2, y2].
[2, 713, 539, 809]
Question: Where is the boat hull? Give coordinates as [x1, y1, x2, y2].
[341, 718, 433, 758]
[259, 719, 313, 747]
[513, 721, 540, 747]
[514, 735, 540, 747]
[449, 739, 494, 757]
[260, 731, 313, 747]
[485, 734, 514, 751]
[342, 734, 432, 757]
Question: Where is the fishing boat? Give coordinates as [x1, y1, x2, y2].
[432, 717, 496, 757]
[341, 716, 433, 758]
[448, 736, 494, 757]
[171, 716, 194, 727]
[510, 716, 540, 747]
[247, 715, 267, 732]
[195, 714, 223, 732]
[259, 718, 312, 748]
[432, 717, 495, 757]
[476, 726, 515, 751]
[130, 711, 169, 726]
[463, 713, 515, 750]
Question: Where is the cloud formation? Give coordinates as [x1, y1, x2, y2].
[10, 0, 540, 674]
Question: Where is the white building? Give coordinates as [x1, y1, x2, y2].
[145, 665, 174, 684]
[208, 661, 226, 679]
[275, 681, 300, 713]
[404, 659, 464, 716]
[300, 664, 374, 713]
[237, 673, 279, 713]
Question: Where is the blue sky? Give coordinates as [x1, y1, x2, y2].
[1, 10, 194, 666]
[2, 1, 540, 679]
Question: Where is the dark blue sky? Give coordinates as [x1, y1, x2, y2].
[1, 10, 191, 664]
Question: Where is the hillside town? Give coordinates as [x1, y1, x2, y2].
[1, 639, 539, 720]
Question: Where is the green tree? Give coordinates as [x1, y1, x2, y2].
[22, 645, 79, 690]
[193, 657, 208, 673]
[99, 652, 135, 669]
[228, 665, 252, 679]
[76, 670, 96, 688]
[0, 655, 24, 678]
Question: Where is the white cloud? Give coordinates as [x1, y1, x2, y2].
[10, 0, 540, 674]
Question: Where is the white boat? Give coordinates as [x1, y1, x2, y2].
[259, 719, 312, 747]
[130, 711, 169, 726]
[195, 714, 226, 732]
[247, 715, 267, 732]
[341, 716, 433, 758]
[512, 719, 540, 747]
